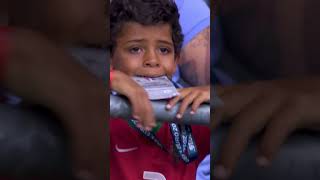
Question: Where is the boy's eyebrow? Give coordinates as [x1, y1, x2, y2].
[126, 39, 145, 43]
[125, 39, 173, 46]
[157, 40, 174, 46]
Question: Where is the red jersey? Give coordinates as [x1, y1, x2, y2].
[110, 118, 210, 180]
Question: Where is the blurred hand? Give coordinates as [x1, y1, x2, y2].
[3, 28, 108, 179]
[213, 79, 320, 179]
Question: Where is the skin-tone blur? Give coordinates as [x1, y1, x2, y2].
[9, 0, 107, 45]
[214, 1, 320, 179]
[1, 0, 108, 179]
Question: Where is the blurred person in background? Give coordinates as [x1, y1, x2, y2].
[213, 0, 320, 179]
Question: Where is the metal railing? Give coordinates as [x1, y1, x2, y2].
[110, 94, 221, 125]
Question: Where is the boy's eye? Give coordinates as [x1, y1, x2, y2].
[159, 47, 171, 54]
[129, 47, 143, 54]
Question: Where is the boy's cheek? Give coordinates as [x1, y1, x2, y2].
[165, 61, 177, 78]
[169, 67, 176, 78]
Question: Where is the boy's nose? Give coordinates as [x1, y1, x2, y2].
[143, 59, 160, 67]
[143, 52, 160, 68]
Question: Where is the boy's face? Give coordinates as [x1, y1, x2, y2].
[111, 22, 177, 78]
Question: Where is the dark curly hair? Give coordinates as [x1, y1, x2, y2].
[110, 0, 184, 57]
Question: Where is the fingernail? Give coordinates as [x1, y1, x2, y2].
[176, 114, 182, 119]
[145, 126, 152, 131]
[166, 104, 171, 109]
[213, 165, 230, 179]
[190, 111, 195, 115]
[256, 156, 270, 167]
[133, 115, 140, 120]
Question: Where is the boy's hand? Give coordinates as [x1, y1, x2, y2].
[166, 85, 210, 119]
[111, 70, 156, 131]
[213, 79, 320, 179]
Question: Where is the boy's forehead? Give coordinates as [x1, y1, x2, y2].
[117, 22, 173, 42]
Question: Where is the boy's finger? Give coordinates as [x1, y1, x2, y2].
[130, 98, 143, 119]
[167, 90, 190, 109]
[129, 91, 156, 129]
[143, 103, 156, 129]
[166, 96, 181, 110]
[138, 101, 156, 129]
[191, 93, 208, 113]
[257, 102, 299, 166]
[133, 94, 155, 129]
[214, 94, 281, 179]
[176, 92, 199, 119]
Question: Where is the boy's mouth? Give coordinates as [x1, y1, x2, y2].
[131, 75, 178, 100]
[134, 74, 167, 78]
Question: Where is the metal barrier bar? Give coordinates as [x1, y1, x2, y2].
[0, 94, 219, 176]
[110, 94, 214, 125]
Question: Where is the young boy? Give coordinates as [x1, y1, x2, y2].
[109, 0, 210, 179]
